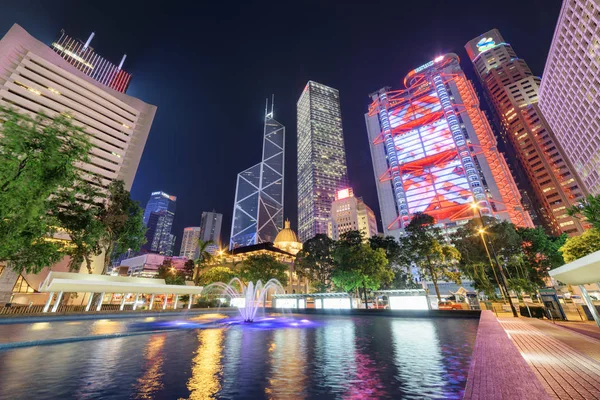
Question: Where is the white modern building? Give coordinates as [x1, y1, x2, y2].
[539, 0, 600, 194]
[327, 188, 378, 241]
[180, 227, 201, 259]
[297, 81, 349, 242]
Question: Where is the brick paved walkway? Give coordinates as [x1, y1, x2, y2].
[500, 318, 600, 399]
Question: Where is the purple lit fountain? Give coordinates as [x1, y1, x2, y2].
[201, 278, 285, 322]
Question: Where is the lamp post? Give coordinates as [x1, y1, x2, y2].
[471, 202, 518, 318]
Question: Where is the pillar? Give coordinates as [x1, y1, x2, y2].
[132, 294, 140, 311]
[120, 293, 127, 311]
[96, 292, 105, 312]
[149, 294, 155, 310]
[173, 295, 179, 310]
[580, 285, 600, 327]
[162, 294, 168, 310]
[85, 293, 94, 312]
[188, 295, 194, 309]
[51, 291, 63, 313]
[43, 292, 54, 313]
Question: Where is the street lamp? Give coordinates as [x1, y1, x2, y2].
[471, 202, 518, 317]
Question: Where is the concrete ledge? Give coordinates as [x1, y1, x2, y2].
[285, 308, 481, 319]
[464, 310, 550, 399]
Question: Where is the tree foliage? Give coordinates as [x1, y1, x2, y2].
[239, 254, 289, 286]
[369, 235, 418, 289]
[295, 234, 336, 292]
[194, 239, 214, 285]
[567, 194, 600, 231]
[197, 266, 236, 286]
[157, 258, 185, 285]
[0, 108, 91, 273]
[560, 228, 600, 263]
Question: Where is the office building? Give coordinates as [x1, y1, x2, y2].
[539, 0, 600, 194]
[297, 81, 349, 242]
[466, 29, 588, 236]
[200, 211, 223, 254]
[51, 30, 131, 93]
[180, 227, 201, 259]
[365, 54, 533, 239]
[0, 24, 155, 303]
[230, 99, 285, 249]
[142, 192, 176, 255]
[327, 188, 378, 241]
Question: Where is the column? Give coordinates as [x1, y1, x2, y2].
[162, 294, 168, 310]
[188, 295, 194, 309]
[173, 295, 179, 310]
[96, 292, 105, 312]
[132, 294, 141, 311]
[149, 294, 155, 310]
[51, 291, 64, 313]
[42, 292, 54, 313]
[580, 285, 600, 327]
[85, 293, 94, 312]
[120, 293, 127, 311]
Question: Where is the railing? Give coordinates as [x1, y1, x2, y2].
[0, 303, 179, 316]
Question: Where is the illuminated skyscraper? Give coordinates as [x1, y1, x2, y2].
[539, 0, 600, 194]
[51, 30, 132, 93]
[466, 29, 588, 236]
[180, 227, 201, 259]
[327, 188, 378, 241]
[230, 99, 285, 249]
[297, 81, 349, 242]
[366, 54, 533, 239]
[143, 191, 176, 255]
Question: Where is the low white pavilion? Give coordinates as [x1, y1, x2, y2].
[549, 250, 600, 327]
[39, 272, 204, 313]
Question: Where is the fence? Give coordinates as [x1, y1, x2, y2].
[0, 303, 178, 316]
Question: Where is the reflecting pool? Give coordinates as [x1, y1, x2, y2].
[0, 313, 478, 399]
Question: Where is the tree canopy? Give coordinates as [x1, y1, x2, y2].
[197, 266, 236, 286]
[157, 259, 185, 285]
[295, 234, 336, 292]
[239, 254, 289, 286]
[193, 239, 214, 285]
[567, 194, 600, 230]
[560, 228, 600, 263]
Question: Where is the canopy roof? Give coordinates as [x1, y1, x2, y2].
[373, 289, 427, 296]
[273, 292, 352, 298]
[549, 249, 600, 285]
[39, 271, 204, 295]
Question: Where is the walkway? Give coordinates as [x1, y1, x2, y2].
[499, 317, 600, 399]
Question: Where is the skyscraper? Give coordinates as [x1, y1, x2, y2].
[466, 29, 588, 236]
[180, 227, 201, 259]
[230, 99, 285, 249]
[143, 191, 176, 255]
[200, 211, 223, 246]
[539, 0, 600, 194]
[297, 81, 349, 243]
[0, 24, 155, 193]
[327, 188, 378, 241]
[51, 30, 131, 93]
[366, 54, 533, 239]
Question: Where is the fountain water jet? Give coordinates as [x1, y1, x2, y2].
[201, 278, 285, 322]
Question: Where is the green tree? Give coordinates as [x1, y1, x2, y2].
[567, 194, 600, 230]
[295, 234, 335, 292]
[239, 254, 289, 286]
[332, 231, 393, 306]
[194, 239, 214, 285]
[98, 180, 146, 274]
[197, 266, 236, 286]
[369, 235, 417, 289]
[182, 259, 195, 281]
[157, 259, 185, 285]
[404, 213, 461, 301]
[560, 228, 600, 263]
[0, 108, 91, 273]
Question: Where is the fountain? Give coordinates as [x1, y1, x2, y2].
[201, 278, 285, 322]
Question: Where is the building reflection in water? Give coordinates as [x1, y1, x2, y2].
[90, 319, 121, 335]
[187, 328, 225, 399]
[133, 334, 167, 399]
[265, 328, 307, 399]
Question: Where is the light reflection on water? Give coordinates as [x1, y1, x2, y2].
[0, 315, 477, 399]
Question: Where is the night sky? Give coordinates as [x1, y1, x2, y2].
[1, 0, 562, 251]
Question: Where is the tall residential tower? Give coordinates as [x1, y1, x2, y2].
[366, 54, 533, 239]
[466, 29, 588, 236]
[297, 81, 349, 242]
[180, 227, 201, 259]
[539, 0, 600, 194]
[142, 191, 176, 255]
[230, 99, 285, 249]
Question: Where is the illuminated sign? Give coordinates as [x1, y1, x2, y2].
[413, 56, 445, 74]
[337, 188, 351, 200]
[150, 191, 176, 201]
[477, 37, 496, 53]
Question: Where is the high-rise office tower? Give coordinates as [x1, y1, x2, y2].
[142, 191, 176, 255]
[297, 81, 349, 242]
[230, 99, 285, 249]
[200, 211, 223, 244]
[466, 29, 588, 236]
[0, 24, 155, 193]
[539, 1, 600, 194]
[180, 227, 201, 259]
[327, 188, 378, 241]
[51, 30, 131, 93]
[366, 54, 533, 239]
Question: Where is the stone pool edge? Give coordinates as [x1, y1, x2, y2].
[463, 310, 550, 400]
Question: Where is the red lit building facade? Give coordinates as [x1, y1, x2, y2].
[365, 54, 533, 239]
[466, 29, 588, 236]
